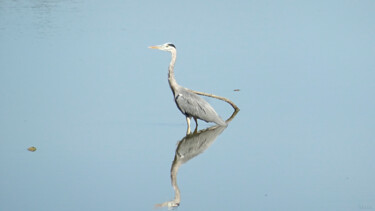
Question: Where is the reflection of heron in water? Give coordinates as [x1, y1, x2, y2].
[155, 125, 227, 209]
[149, 43, 227, 134]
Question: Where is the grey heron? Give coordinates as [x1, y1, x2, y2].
[149, 43, 227, 134]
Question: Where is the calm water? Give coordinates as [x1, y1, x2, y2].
[1, 1, 375, 210]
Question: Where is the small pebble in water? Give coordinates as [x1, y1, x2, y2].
[28, 146, 37, 152]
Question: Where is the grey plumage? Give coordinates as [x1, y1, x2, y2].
[174, 87, 226, 126]
[149, 43, 226, 133]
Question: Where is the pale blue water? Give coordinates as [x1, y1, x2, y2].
[1, 1, 375, 210]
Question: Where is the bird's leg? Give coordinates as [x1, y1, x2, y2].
[193, 117, 198, 134]
[186, 117, 191, 134]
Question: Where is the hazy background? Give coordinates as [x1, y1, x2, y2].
[1, 1, 374, 210]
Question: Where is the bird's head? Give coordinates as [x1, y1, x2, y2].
[149, 43, 176, 52]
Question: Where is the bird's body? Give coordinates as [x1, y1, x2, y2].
[149, 43, 226, 133]
[173, 86, 226, 126]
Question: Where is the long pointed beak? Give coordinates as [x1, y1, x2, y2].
[149, 45, 161, 49]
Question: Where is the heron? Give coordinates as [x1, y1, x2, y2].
[149, 43, 227, 134]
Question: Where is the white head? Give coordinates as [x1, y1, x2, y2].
[149, 43, 176, 52]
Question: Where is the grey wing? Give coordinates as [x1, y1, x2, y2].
[175, 89, 226, 125]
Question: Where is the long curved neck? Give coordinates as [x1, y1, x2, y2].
[170, 157, 181, 204]
[154, 155, 181, 208]
[168, 49, 179, 94]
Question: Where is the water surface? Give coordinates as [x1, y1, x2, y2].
[1, 1, 374, 210]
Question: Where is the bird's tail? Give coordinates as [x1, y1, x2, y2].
[215, 117, 227, 126]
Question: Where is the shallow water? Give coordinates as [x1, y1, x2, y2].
[1, 1, 375, 210]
